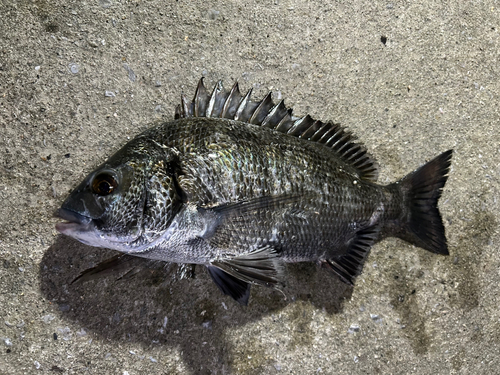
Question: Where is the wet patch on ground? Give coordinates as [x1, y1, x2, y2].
[389, 263, 431, 355]
[448, 209, 497, 310]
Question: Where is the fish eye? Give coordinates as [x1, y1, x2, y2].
[91, 172, 118, 196]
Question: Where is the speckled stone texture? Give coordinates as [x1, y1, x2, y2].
[1, 1, 499, 374]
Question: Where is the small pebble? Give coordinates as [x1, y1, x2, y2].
[57, 327, 72, 341]
[69, 63, 79, 74]
[59, 304, 70, 312]
[370, 314, 382, 323]
[42, 314, 55, 324]
[207, 9, 220, 20]
[76, 328, 87, 337]
[122, 63, 136, 82]
[99, 0, 112, 8]
[348, 324, 360, 334]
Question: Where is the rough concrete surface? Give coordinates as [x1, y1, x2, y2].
[1, 0, 499, 374]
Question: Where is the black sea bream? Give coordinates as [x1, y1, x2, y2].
[56, 79, 453, 305]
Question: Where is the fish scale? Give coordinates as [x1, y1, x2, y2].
[57, 79, 452, 305]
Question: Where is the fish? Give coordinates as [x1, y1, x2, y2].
[56, 78, 453, 305]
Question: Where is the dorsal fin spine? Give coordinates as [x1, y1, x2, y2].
[234, 89, 252, 122]
[206, 80, 223, 117]
[261, 101, 281, 128]
[194, 78, 209, 117]
[249, 92, 273, 125]
[221, 82, 242, 118]
[181, 94, 190, 118]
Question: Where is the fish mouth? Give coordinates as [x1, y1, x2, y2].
[55, 208, 92, 235]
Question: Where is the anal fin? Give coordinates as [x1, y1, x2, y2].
[323, 226, 380, 285]
[207, 266, 251, 305]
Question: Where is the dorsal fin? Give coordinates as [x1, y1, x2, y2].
[174, 79, 379, 182]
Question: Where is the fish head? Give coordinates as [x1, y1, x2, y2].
[56, 138, 183, 253]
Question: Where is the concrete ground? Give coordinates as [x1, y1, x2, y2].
[1, 0, 499, 374]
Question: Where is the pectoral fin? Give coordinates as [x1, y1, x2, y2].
[71, 254, 145, 284]
[204, 194, 305, 249]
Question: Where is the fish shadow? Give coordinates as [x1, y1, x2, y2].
[40, 236, 352, 373]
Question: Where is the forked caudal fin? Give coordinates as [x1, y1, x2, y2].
[394, 149, 453, 255]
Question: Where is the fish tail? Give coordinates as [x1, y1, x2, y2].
[394, 150, 453, 255]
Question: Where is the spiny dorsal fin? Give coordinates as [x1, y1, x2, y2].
[175, 78, 379, 182]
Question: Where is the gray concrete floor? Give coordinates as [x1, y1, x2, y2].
[1, 0, 499, 374]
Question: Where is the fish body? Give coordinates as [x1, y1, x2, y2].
[57, 79, 452, 304]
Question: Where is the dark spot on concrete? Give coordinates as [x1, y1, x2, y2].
[389, 262, 430, 355]
[449, 210, 497, 310]
[286, 301, 314, 348]
[285, 263, 351, 314]
[45, 22, 59, 34]
[381, 36, 387, 45]
[50, 365, 64, 373]
[287, 262, 316, 284]
[471, 324, 482, 343]
[143, 269, 166, 286]
[451, 348, 465, 371]
[112, 311, 121, 324]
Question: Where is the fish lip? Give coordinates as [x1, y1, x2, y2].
[55, 208, 92, 234]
